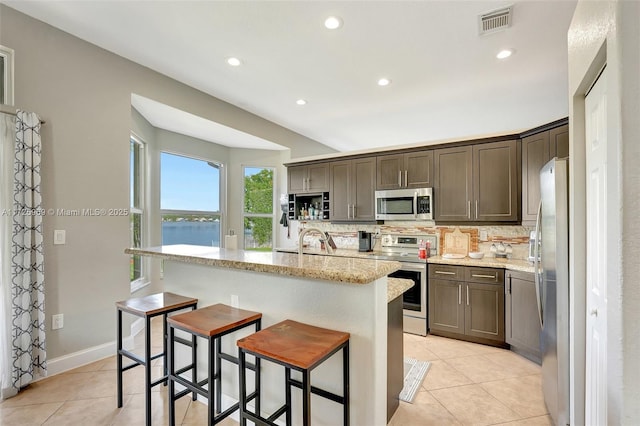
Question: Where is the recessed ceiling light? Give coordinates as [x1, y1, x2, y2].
[296, 99, 307, 106]
[324, 16, 343, 30]
[377, 78, 391, 87]
[226, 57, 242, 66]
[496, 49, 513, 59]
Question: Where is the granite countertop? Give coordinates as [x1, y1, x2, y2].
[126, 245, 401, 285]
[387, 278, 414, 302]
[274, 247, 534, 274]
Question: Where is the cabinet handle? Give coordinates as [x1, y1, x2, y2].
[347, 203, 351, 219]
[435, 271, 455, 275]
[307, 178, 311, 190]
[471, 274, 496, 279]
[353, 204, 357, 218]
[467, 200, 471, 219]
[475, 200, 478, 219]
[458, 284, 462, 305]
[404, 170, 408, 187]
[398, 171, 402, 187]
[466, 286, 470, 306]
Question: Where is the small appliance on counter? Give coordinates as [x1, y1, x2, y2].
[358, 231, 373, 252]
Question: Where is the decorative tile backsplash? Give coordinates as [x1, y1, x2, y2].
[292, 220, 533, 260]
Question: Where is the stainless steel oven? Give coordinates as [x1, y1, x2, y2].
[389, 262, 428, 336]
[372, 233, 438, 336]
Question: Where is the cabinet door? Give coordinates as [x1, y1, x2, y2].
[521, 132, 550, 223]
[473, 140, 519, 222]
[506, 271, 541, 362]
[307, 163, 330, 193]
[465, 282, 505, 343]
[330, 160, 351, 221]
[288, 165, 307, 193]
[376, 154, 404, 190]
[405, 151, 433, 188]
[434, 146, 472, 222]
[352, 157, 376, 220]
[429, 278, 464, 335]
[549, 124, 569, 158]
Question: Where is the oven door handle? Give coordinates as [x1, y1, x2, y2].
[396, 263, 425, 272]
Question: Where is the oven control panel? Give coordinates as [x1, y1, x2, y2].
[381, 234, 438, 257]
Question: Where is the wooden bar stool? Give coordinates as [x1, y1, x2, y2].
[237, 320, 350, 426]
[116, 292, 198, 426]
[167, 303, 262, 425]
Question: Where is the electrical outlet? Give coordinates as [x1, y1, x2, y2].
[52, 314, 64, 330]
[479, 230, 488, 241]
[230, 295, 239, 308]
[53, 230, 66, 245]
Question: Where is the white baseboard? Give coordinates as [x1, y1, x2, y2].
[46, 317, 145, 377]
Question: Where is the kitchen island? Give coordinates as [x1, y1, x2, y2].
[125, 245, 407, 426]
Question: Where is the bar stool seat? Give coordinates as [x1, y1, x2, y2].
[167, 303, 262, 425]
[237, 320, 350, 426]
[116, 292, 198, 426]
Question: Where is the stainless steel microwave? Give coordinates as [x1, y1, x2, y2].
[375, 188, 433, 221]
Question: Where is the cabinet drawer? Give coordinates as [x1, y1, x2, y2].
[429, 264, 464, 281]
[465, 267, 504, 284]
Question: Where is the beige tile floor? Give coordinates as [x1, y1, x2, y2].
[0, 318, 550, 426]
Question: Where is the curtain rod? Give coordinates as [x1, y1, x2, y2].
[0, 106, 46, 124]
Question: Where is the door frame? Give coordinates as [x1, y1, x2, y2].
[569, 41, 616, 425]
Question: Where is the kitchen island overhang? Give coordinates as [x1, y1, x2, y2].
[125, 245, 406, 426]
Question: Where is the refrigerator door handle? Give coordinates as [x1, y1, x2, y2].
[534, 199, 543, 328]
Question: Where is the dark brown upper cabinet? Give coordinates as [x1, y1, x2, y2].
[521, 124, 568, 224]
[433, 146, 473, 222]
[330, 157, 376, 221]
[287, 163, 330, 194]
[376, 151, 433, 190]
[434, 140, 519, 222]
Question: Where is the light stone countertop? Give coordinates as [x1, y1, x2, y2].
[126, 245, 401, 285]
[387, 278, 414, 302]
[274, 247, 534, 274]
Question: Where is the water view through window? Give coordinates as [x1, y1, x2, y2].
[161, 152, 221, 246]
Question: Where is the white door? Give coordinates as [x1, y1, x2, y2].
[585, 67, 608, 425]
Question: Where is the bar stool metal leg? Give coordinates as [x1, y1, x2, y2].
[285, 367, 292, 426]
[215, 336, 222, 414]
[116, 309, 123, 408]
[343, 342, 350, 426]
[168, 325, 176, 426]
[144, 316, 152, 426]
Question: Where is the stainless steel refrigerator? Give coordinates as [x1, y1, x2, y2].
[535, 157, 570, 426]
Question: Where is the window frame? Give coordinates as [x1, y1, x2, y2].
[242, 165, 276, 250]
[0, 45, 14, 105]
[130, 134, 149, 292]
[159, 151, 224, 247]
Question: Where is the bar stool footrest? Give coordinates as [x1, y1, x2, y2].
[288, 378, 346, 405]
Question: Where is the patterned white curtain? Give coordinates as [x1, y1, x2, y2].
[0, 110, 46, 400]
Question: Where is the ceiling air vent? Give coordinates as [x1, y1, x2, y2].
[479, 5, 513, 35]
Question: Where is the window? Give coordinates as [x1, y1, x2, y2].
[130, 136, 145, 287]
[161, 152, 221, 246]
[243, 167, 274, 251]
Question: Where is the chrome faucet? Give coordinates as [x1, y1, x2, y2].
[298, 227, 335, 255]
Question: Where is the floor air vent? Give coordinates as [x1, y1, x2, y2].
[479, 5, 513, 35]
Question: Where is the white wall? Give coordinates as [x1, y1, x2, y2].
[0, 4, 333, 361]
[567, 1, 640, 423]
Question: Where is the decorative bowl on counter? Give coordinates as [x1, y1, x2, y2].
[468, 251, 485, 259]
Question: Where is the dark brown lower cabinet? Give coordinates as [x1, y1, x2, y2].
[429, 264, 506, 347]
[505, 270, 542, 364]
